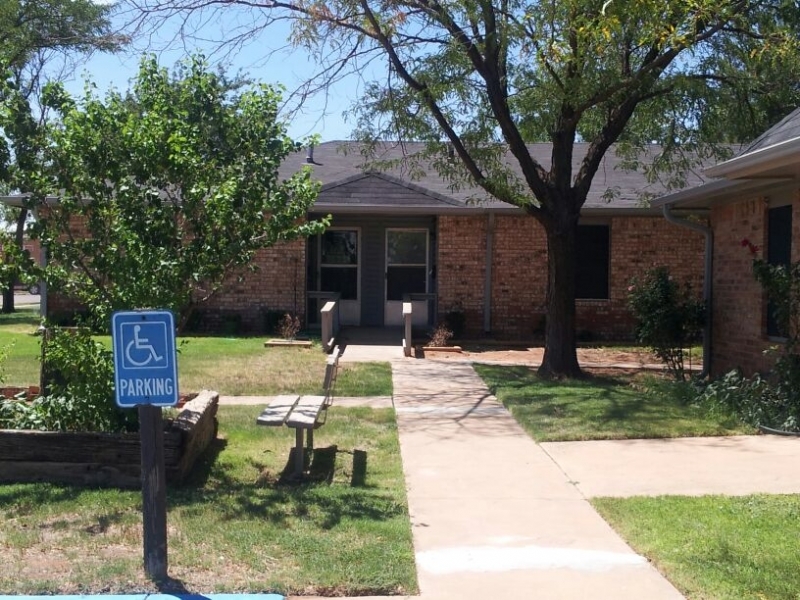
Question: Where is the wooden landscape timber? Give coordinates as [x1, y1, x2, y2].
[0, 390, 219, 488]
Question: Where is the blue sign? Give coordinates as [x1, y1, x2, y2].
[112, 310, 179, 408]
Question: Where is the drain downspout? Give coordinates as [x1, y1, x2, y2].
[662, 205, 712, 377]
[484, 212, 495, 333]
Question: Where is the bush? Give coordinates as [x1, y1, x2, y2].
[23, 327, 139, 432]
[696, 367, 800, 432]
[628, 267, 705, 381]
[443, 306, 466, 339]
[427, 323, 454, 347]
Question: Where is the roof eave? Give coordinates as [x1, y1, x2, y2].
[705, 137, 800, 179]
[652, 177, 794, 209]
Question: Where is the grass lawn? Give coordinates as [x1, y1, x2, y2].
[593, 495, 800, 599]
[0, 309, 392, 397]
[475, 364, 753, 441]
[0, 404, 416, 595]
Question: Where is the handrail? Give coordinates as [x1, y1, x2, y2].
[321, 299, 340, 353]
[402, 302, 413, 357]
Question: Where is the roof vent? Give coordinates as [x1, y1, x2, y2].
[306, 145, 315, 163]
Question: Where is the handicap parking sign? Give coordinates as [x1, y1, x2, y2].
[112, 310, 179, 407]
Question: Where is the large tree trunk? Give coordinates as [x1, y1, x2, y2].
[539, 215, 582, 378]
[1, 208, 28, 314]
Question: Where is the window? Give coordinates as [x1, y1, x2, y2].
[766, 204, 792, 337]
[319, 229, 359, 300]
[386, 229, 428, 301]
[575, 225, 610, 300]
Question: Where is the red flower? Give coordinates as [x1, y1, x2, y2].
[740, 238, 759, 255]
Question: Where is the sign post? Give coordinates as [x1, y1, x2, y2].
[112, 310, 178, 582]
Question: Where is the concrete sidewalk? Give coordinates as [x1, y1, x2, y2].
[233, 354, 800, 600]
[391, 360, 683, 600]
[541, 435, 800, 498]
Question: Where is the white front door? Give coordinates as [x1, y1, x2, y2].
[319, 228, 360, 326]
[385, 229, 429, 326]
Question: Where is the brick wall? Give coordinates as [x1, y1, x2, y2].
[202, 238, 307, 332]
[44, 208, 307, 333]
[436, 215, 487, 335]
[709, 192, 800, 376]
[489, 215, 547, 338]
[438, 213, 705, 340]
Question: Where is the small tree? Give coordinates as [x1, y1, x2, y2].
[628, 267, 705, 381]
[32, 55, 326, 331]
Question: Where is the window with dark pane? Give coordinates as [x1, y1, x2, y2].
[386, 230, 428, 301]
[767, 204, 792, 337]
[575, 225, 610, 300]
[322, 230, 358, 265]
[318, 229, 359, 300]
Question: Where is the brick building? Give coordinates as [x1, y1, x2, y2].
[202, 141, 705, 341]
[2, 141, 707, 340]
[655, 108, 800, 376]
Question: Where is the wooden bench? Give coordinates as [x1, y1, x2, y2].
[256, 347, 340, 479]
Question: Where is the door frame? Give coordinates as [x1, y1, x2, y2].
[384, 227, 430, 327]
[318, 227, 361, 326]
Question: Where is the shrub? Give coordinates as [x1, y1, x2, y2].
[696, 368, 800, 431]
[277, 313, 301, 340]
[30, 327, 138, 432]
[443, 304, 466, 339]
[427, 323, 454, 347]
[628, 266, 705, 381]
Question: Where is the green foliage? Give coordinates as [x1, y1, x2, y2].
[752, 258, 800, 348]
[0, 0, 124, 307]
[1, 328, 137, 432]
[714, 254, 800, 431]
[475, 364, 749, 442]
[696, 368, 791, 430]
[0, 340, 10, 385]
[594, 494, 800, 600]
[628, 267, 705, 381]
[0, 0, 121, 70]
[32, 55, 325, 330]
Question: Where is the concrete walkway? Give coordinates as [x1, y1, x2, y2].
[241, 346, 800, 600]
[390, 359, 683, 600]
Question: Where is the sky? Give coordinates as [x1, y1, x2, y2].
[54, 4, 377, 142]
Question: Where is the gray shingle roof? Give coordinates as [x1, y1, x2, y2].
[738, 107, 800, 157]
[281, 141, 707, 213]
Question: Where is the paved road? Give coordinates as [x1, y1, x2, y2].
[0, 291, 39, 310]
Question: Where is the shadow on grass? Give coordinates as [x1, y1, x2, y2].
[167, 442, 399, 531]
[0, 482, 86, 515]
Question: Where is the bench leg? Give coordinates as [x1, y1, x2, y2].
[294, 428, 305, 478]
[307, 428, 314, 452]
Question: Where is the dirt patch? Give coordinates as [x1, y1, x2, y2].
[421, 345, 661, 367]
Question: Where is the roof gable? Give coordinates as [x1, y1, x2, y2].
[316, 172, 465, 210]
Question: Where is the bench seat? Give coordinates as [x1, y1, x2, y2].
[285, 395, 327, 429]
[256, 395, 300, 427]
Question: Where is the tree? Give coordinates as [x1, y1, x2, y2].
[0, 0, 125, 312]
[32, 55, 325, 331]
[128, 0, 800, 376]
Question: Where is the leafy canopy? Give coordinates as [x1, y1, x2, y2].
[33, 55, 325, 328]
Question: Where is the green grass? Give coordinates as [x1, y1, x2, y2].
[0, 308, 42, 386]
[0, 310, 392, 397]
[475, 364, 753, 441]
[593, 495, 800, 599]
[0, 404, 416, 595]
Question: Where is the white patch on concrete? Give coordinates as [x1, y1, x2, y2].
[417, 544, 647, 574]
[395, 406, 508, 415]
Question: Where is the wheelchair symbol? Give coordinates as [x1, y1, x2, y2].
[125, 325, 164, 367]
